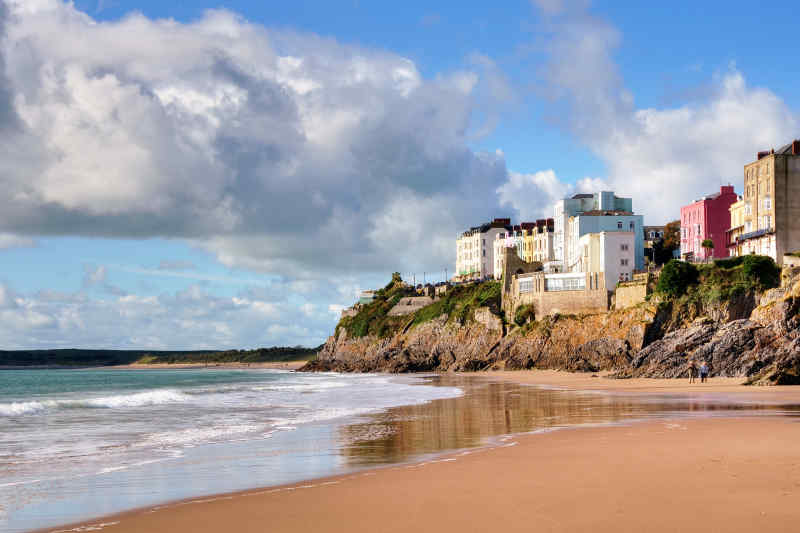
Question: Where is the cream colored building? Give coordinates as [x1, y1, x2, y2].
[456, 218, 511, 281]
[726, 196, 745, 256]
[736, 140, 800, 262]
[576, 232, 635, 291]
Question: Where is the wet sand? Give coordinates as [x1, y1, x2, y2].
[41, 371, 800, 533]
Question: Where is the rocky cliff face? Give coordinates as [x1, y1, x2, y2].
[303, 274, 800, 385]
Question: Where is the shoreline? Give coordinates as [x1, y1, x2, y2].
[35, 369, 800, 533]
[40, 415, 800, 533]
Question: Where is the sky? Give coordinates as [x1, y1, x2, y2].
[0, 0, 797, 349]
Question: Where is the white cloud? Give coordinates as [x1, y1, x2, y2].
[529, 1, 799, 223]
[496, 170, 607, 221]
[83, 264, 107, 286]
[0, 1, 512, 277]
[0, 233, 35, 249]
[0, 281, 335, 349]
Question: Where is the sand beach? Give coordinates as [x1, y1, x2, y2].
[39, 370, 800, 533]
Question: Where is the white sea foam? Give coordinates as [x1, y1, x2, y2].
[0, 389, 189, 416]
[137, 424, 264, 447]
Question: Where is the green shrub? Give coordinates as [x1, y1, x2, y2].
[514, 304, 535, 326]
[411, 281, 501, 327]
[656, 260, 699, 297]
[741, 255, 780, 289]
[713, 256, 744, 269]
[338, 274, 412, 338]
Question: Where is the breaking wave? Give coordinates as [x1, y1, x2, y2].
[0, 389, 189, 416]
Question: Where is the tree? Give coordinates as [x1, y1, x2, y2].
[662, 220, 681, 251]
[701, 239, 714, 261]
[656, 260, 699, 297]
[650, 220, 681, 266]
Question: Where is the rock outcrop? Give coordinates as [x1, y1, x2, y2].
[303, 272, 800, 385]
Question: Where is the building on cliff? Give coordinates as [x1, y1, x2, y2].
[553, 191, 633, 265]
[493, 219, 554, 279]
[680, 185, 738, 261]
[565, 210, 644, 272]
[726, 195, 745, 257]
[729, 140, 800, 264]
[456, 218, 511, 281]
[576, 231, 635, 290]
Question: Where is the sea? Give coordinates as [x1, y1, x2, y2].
[2, 368, 798, 533]
[0, 368, 461, 533]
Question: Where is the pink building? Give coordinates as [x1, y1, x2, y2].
[680, 185, 738, 261]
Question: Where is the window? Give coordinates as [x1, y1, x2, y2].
[629, 222, 635, 230]
[482, 249, 485, 257]
[617, 221, 623, 229]
[764, 196, 772, 211]
[519, 278, 533, 293]
[545, 275, 585, 291]
[744, 203, 752, 215]
[763, 215, 772, 229]
[621, 244, 629, 251]
[745, 221, 752, 232]
[620, 259, 629, 266]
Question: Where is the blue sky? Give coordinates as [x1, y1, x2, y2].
[0, 0, 797, 349]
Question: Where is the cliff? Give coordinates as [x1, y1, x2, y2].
[303, 259, 800, 384]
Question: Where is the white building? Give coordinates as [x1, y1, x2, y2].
[532, 229, 555, 263]
[566, 211, 644, 272]
[553, 191, 634, 263]
[577, 232, 635, 291]
[456, 218, 511, 281]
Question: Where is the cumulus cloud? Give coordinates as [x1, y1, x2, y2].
[532, 1, 798, 223]
[0, 280, 336, 349]
[496, 170, 609, 221]
[82, 264, 107, 286]
[0, 233, 35, 249]
[0, 0, 513, 276]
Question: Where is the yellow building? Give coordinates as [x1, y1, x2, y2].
[726, 196, 745, 256]
[522, 230, 535, 263]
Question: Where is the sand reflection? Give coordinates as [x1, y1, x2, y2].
[338, 375, 799, 465]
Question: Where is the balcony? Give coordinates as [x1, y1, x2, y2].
[735, 228, 774, 243]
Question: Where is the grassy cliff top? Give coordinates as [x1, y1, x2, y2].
[336, 275, 502, 339]
[656, 255, 781, 304]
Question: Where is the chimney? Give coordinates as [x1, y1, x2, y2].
[793, 140, 800, 155]
[757, 150, 770, 160]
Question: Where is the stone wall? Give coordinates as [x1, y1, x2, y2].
[503, 270, 609, 319]
[615, 282, 647, 310]
[783, 254, 800, 269]
[501, 247, 542, 295]
[388, 296, 436, 316]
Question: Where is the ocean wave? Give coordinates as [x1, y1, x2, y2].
[0, 389, 189, 416]
[137, 424, 265, 447]
[270, 406, 379, 427]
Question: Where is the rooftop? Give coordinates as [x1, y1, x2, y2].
[577, 210, 634, 216]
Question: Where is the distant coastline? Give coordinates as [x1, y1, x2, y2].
[0, 346, 321, 368]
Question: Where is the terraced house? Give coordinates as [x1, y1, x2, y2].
[455, 218, 511, 281]
[732, 140, 800, 263]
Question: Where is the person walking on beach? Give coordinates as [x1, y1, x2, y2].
[699, 360, 709, 383]
[688, 359, 697, 384]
